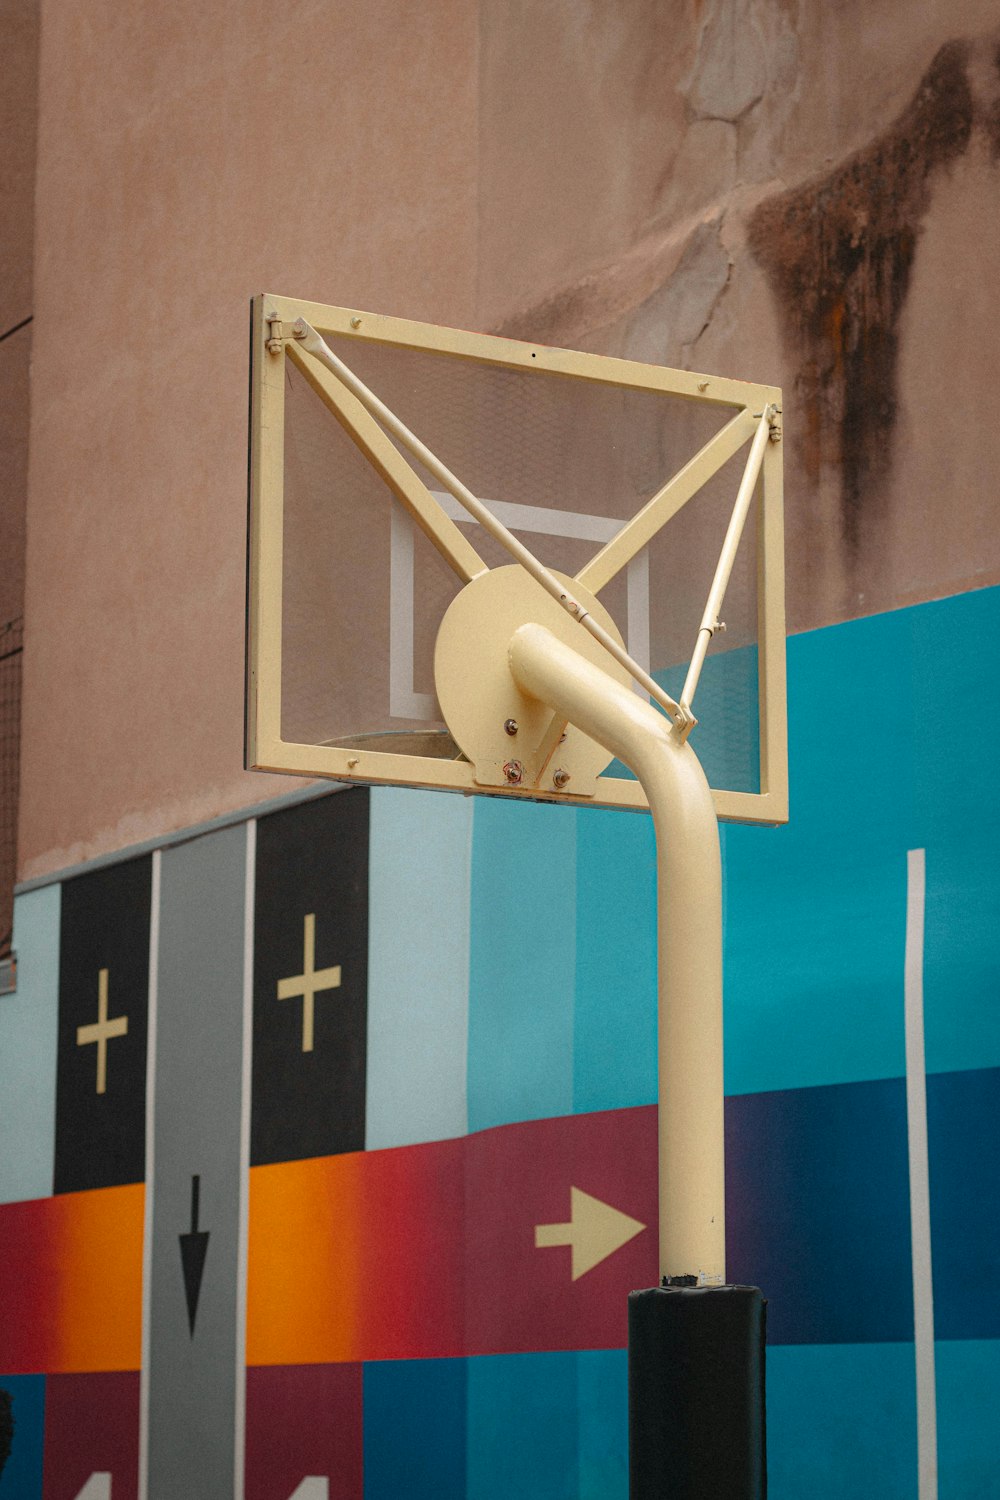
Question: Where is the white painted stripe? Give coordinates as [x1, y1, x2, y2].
[233, 820, 256, 1500]
[390, 495, 652, 722]
[138, 848, 162, 1500]
[389, 501, 437, 720]
[626, 551, 651, 694]
[905, 847, 938, 1500]
[433, 489, 622, 542]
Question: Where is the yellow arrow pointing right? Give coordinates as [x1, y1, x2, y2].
[535, 1186, 646, 1280]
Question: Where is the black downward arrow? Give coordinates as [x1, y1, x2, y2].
[179, 1174, 210, 1337]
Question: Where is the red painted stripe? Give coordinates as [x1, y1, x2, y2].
[0, 1186, 143, 1374]
[0, 1195, 62, 1372]
[248, 1106, 658, 1365]
[466, 1106, 658, 1354]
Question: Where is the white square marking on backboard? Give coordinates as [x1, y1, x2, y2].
[389, 495, 650, 720]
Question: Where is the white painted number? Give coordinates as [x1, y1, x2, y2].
[73, 1476, 111, 1500]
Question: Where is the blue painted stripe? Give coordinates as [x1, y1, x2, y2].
[362, 1351, 628, 1500]
[0, 1373, 45, 1499]
[726, 1078, 914, 1343]
[467, 798, 576, 1131]
[0, 888, 60, 1204]
[366, 788, 472, 1149]
[927, 1066, 1000, 1340]
[363, 1357, 466, 1499]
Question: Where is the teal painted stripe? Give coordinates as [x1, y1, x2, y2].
[0, 887, 60, 1204]
[935, 1339, 1000, 1496]
[657, 643, 760, 795]
[465, 586, 1000, 1113]
[767, 1343, 918, 1499]
[921, 624, 1000, 1082]
[573, 806, 657, 1114]
[366, 788, 472, 1149]
[466, 1349, 627, 1500]
[467, 798, 575, 1131]
[576, 1348, 629, 1500]
[724, 587, 1000, 1095]
[723, 603, 919, 1096]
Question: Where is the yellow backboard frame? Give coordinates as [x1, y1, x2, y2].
[246, 293, 787, 824]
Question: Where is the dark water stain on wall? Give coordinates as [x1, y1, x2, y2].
[987, 41, 1000, 158]
[749, 41, 974, 553]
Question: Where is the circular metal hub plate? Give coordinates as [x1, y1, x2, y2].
[434, 565, 632, 794]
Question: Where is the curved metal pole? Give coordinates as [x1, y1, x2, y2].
[509, 622, 724, 1284]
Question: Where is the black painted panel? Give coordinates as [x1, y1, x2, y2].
[252, 789, 369, 1165]
[54, 856, 151, 1193]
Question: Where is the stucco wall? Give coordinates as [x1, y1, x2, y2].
[19, 0, 479, 879]
[18, 0, 1000, 877]
[0, 0, 37, 950]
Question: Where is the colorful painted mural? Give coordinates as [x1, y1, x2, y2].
[1, 585, 998, 1497]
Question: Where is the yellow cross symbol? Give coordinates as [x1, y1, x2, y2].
[76, 968, 129, 1095]
[277, 913, 342, 1053]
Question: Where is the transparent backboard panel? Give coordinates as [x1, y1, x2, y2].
[249, 296, 786, 822]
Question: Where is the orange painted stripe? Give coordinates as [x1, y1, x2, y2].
[246, 1139, 465, 1366]
[247, 1154, 364, 1366]
[53, 1183, 144, 1372]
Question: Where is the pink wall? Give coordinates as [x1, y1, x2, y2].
[18, 0, 1000, 878]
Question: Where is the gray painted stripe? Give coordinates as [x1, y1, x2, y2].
[365, 787, 471, 1148]
[138, 849, 161, 1500]
[144, 825, 248, 1499]
[14, 781, 337, 896]
[905, 847, 937, 1500]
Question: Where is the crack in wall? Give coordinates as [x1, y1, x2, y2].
[622, 215, 733, 368]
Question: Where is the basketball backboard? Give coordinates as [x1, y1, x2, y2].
[247, 294, 786, 824]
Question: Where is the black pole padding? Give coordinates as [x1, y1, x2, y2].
[628, 1283, 766, 1499]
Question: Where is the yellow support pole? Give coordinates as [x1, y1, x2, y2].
[508, 622, 724, 1283]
